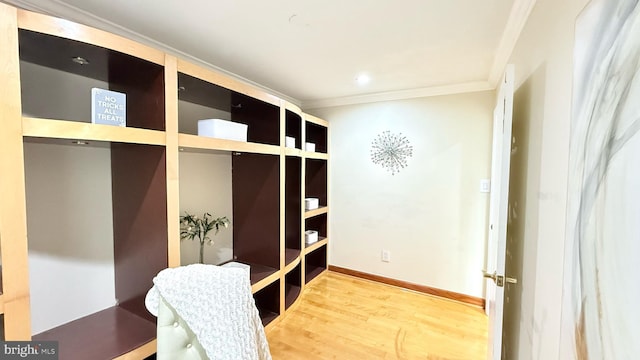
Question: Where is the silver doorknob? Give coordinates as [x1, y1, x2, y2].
[482, 270, 517, 287]
[482, 270, 497, 281]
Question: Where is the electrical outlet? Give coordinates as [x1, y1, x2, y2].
[381, 250, 391, 262]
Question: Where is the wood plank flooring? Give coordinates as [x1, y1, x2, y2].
[266, 271, 487, 360]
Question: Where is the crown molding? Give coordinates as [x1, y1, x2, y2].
[4, 0, 535, 110]
[301, 81, 494, 110]
[303, 0, 536, 110]
[488, 0, 538, 85]
[2, 0, 302, 106]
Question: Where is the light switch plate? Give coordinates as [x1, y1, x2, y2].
[480, 179, 491, 193]
[381, 250, 391, 262]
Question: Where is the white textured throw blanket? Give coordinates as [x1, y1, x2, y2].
[145, 264, 272, 360]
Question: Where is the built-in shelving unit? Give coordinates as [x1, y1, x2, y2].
[0, 3, 329, 358]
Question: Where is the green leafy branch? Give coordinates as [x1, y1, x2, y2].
[180, 212, 230, 263]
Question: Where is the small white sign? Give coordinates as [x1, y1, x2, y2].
[91, 88, 126, 127]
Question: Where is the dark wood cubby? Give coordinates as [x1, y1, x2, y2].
[33, 306, 155, 360]
[18, 29, 165, 131]
[285, 110, 302, 149]
[0, 314, 4, 341]
[24, 141, 166, 356]
[305, 213, 327, 243]
[305, 121, 328, 153]
[232, 153, 280, 270]
[305, 245, 327, 284]
[177, 73, 280, 145]
[285, 157, 302, 264]
[231, 93, 279, 145]
[306, 159, 327, 206]
[285, 264, 302, 309]
[253, 280, 280, 326]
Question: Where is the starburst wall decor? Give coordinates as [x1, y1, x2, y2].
[370, 130, 413, 175]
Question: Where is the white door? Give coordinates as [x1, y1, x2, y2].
[484, 64, 515, 360]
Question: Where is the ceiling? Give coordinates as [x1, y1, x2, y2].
[5, 0, 535, 108]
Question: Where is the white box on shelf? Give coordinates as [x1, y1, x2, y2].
[305, 142, 316, 152]
[197, 119, 248, 142]
[305, 197, 319, 210]
[305, 230, 319, 245]
[285, 136, 296, 148]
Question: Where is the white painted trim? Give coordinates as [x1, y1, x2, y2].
[488, 0, 538, 85]
[301, 81, 494, 110]
[3, 0, 302, 106]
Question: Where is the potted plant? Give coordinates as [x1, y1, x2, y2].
[180, 212, 230, 264]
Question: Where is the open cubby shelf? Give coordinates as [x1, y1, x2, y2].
[285, 264, 302, 309]
[177, 72, 280, 146]
[305, 266, 326, 284]
[306, 213, 327, 240]
[32, 306, 155, 360]
[285, 285, 301, 309]
[22, 140, 167, 349]
[305, 121, 328, 154]
[285, 110, 302, 150]
[19, 29, 165, 131]
[305, 158, 327, 207]
[305, 244, 327, 284]
[253, 280, 280, 326]
[1, 314, 4, 341]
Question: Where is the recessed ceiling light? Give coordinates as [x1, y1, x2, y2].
[355, 74, 370, 85]
[71, 140, 89, 145]
[71, 56, 90, 65]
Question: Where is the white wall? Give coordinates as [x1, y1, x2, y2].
[311, 91, 494, 298]
[178, 150, 234, 265]
[502, 0, 589, 358]
[24, 142, 116, 335]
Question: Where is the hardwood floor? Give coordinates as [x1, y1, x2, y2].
[266, 271, 488, 359]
